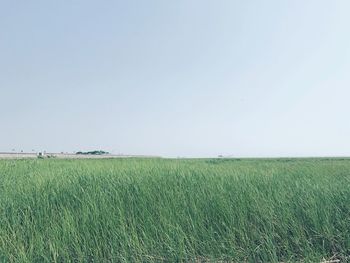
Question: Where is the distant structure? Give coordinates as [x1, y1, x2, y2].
[0, 151, 160, 159]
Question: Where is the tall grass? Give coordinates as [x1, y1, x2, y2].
[0, 158, 349, 262]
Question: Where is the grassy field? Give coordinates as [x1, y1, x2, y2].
[0, 158, 349, 262]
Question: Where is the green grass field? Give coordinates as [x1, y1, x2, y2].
[0, 158, 349, 262]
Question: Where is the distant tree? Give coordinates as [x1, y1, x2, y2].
[76, 150, 109, 155]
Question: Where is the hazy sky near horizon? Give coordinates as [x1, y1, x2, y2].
[1, 1, 350, 157]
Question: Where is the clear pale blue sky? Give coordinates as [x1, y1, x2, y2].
[1, 1, 350, 157]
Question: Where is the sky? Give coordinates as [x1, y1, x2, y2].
[1, 1, 350, 157]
